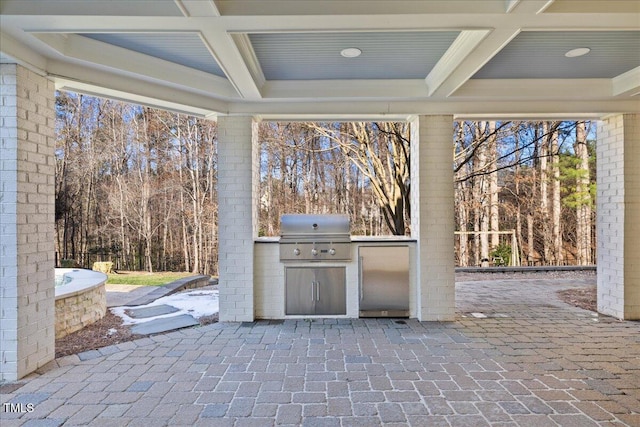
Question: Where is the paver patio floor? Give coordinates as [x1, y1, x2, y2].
[2, 278, 639, 426]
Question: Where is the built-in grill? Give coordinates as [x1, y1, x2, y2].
[280, 214, 350, 315]
[279, 214, 352, 262]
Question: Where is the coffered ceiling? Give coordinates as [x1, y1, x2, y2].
[1, 0, 638, 119]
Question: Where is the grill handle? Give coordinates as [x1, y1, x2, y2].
[359, 256, 364, 301]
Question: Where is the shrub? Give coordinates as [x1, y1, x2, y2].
[60, 259, 79, 268]
[490, 244, 512, 266]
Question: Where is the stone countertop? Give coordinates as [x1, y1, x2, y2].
[255, 237, 279, 243]
[255, 236, 416, 243]
[350, 236, 416, 243]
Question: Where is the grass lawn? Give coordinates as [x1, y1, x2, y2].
[106, 271, 195, 286]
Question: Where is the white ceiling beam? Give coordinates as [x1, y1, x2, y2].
[544, 1, 640, 14]
[199, 13, 640, 32]
[228, 99, 640, 118]
[215, 1, 508, 16]
[6, 13, 638, 33]
[262, 80, 429, 100]
[0, 0, 179, 16]
[47, 59, 229, 116]
[231, 34, 266, 90]
[256, 78, 631, 103]
[34, 33, 239, 99]
[425, 30, 491, 97]
[174, 0, 220, 17]
[454, 79, 613, 100]
[613, 67, 640, 97]
[506, 0, 555, 14]
[427, 28, 520, 98]
[505, 0, 520, 13]
[54, 79, 217, 118]
[199, 28, 263, 99]
[0, 31, 48, 74]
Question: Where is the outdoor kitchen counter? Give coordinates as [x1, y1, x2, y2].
[351, 236, 416, 242]
[254, 237, 279, 243]
[254, 237, 417, 319]
[254, 236, 417, 242]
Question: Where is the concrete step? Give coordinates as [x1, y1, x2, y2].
[125, 304, 179, 319]
[130, 314, 199, 335]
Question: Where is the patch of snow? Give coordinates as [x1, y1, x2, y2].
[111, 289, 219, 325]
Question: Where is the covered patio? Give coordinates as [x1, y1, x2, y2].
[2, 276, 639, 425]
[1, 0, 639, 388]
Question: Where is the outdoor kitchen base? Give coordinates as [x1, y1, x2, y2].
[254, 216, 417, 320]
[359, 310, 409, 318]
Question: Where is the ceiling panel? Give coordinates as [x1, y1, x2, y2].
[544, 0, 640, 13]
[473, 31, 640, 79]
[249, 32, 460, 80]
[1, 0, 183, 15]
[80, 33, 226, 78]
[216, 0, 507, 15]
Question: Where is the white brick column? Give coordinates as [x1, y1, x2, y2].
[217, 116, 258, 322]
[597, 114, 640, 320]
[410, 115, 455, 321]
[1, 64, 56, 381]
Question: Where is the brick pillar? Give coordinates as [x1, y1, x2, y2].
[217, 116, 258, 322]
[597, 114, 640, 320]
[410, 115, 455, 321]
[1, 64, 56, 381]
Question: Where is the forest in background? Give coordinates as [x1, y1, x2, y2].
[55, 92, 595, 274]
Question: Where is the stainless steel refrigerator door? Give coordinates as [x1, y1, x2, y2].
[359, 246, 410, 316]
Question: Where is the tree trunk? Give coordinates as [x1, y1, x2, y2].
[575, 121, 592, 265]
[476, 123, 490, 265]
[551, 127, 563, 265]
[488, 121, 499, 249]
[458, 186, 469, 267]
[539, 122, 550, 263]
[514, 131, 524, 266]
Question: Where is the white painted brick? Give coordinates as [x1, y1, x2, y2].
[411, 116, 455, 322]
[217, 116, 258, 322]
[597, 114, 640, 320]
[1, 64, 54, 381]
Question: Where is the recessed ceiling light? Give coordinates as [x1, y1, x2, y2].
[565, 47, 591, 58]
[340, 47, 362, 58]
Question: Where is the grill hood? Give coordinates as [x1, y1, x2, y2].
[280, 214, 350, 240]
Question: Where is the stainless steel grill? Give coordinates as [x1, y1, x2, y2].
[279, 214, 352, 262]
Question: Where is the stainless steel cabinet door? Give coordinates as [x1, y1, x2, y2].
[314, 267, 346, 315]
[285, 268, 315, 315]
[285, 267, 346, 315]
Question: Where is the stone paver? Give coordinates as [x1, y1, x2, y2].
[2, 277, 639, 426]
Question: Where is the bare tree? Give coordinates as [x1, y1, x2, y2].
[55, 93, 597, 272]
[306, 122, 410, 235]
